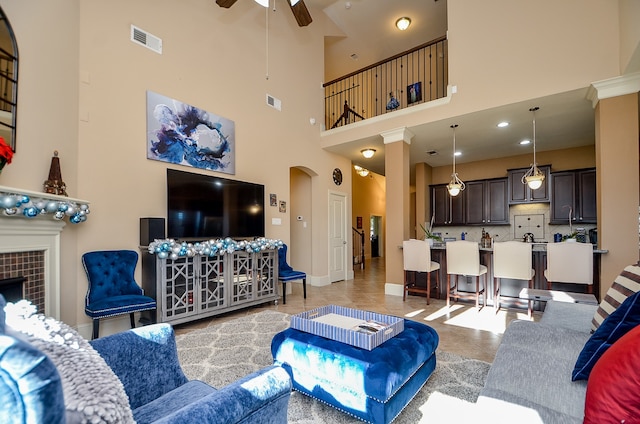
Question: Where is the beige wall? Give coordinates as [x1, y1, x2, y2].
[0, 0, 351, 331]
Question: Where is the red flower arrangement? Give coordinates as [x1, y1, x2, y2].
[0, 136, 13, 171]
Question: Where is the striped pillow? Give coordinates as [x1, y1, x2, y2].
[591, 263, 640, 331]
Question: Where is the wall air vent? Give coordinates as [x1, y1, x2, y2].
[131, 25, 162, 54]
[266, 94, 282, 111]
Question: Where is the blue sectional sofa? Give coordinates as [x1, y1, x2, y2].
[0, 295, 292, 424]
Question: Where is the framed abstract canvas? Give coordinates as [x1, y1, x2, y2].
[146, 91, 235, 174]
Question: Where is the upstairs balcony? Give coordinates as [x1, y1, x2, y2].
[323, 36, 448, 131]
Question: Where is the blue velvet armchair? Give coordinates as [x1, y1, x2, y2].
[82, 250, 157, 339]
[0, 295, 293, 424]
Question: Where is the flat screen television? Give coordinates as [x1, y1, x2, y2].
[167, 168, 265, 240]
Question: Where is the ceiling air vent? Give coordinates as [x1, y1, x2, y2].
[131, 25, 162, 54]
[266, 94, 282, 111]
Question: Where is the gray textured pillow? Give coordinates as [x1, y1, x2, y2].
[5, 301, 135, 424]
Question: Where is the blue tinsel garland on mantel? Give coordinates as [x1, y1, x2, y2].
[0, 186, 90, 224]
[147, 237, 283, 260]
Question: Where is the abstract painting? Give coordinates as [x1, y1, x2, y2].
[147, 91, 235, 174]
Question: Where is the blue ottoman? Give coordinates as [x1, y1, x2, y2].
[271, 319, 438, 424]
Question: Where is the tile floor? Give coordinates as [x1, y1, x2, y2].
[174, 257, 540, 363]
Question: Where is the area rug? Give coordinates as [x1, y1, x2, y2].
[175, 310, 490, 423]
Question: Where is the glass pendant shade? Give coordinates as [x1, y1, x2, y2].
[254, 0, 269, 7]
[447, 124, 465, 196]
[522, 107, 544, 190]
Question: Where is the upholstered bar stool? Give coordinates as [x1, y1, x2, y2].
[446, 240, 487, 310]
[545, 242, 594, 293]
[493, 241, 535, 314]
[402, 239, 440, 304]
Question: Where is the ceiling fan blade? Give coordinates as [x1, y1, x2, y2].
[289, 0, 312, 27]
[215, 0, 238, 8]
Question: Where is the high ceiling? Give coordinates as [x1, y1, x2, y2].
[306, 0, 595, 176]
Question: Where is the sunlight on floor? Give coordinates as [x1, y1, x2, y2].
[404, 309, 426, 318]
[423, 305, 464, 321]
[443, 307, 509, 334]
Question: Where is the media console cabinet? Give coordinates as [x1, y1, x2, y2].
[140, 248, 279, 325]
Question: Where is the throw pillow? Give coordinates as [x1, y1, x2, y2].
[573, 290, 640, 381]
[584, 324, 640, 423]
[591, 262, 640, 331]
[4, 300, 135, 424]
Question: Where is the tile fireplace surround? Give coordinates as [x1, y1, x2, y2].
[0, 217, 65, 319]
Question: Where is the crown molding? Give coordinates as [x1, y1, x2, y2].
[586, 72, 640, 108]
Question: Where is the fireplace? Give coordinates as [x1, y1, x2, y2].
[0, 276, 27, 304]
[0, 218, 65, 319]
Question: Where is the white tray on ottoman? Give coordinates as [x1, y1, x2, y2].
[289, 305, 404, 351]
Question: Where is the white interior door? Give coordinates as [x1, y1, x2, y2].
[329, 192, 347, 282]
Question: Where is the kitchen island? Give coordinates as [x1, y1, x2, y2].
[422, 242, 607, 313]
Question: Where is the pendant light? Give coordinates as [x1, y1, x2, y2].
[447, 124, 465, 196]
[521, 107, 545, 190]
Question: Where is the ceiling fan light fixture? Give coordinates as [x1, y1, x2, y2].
[254, 0, 269, 6]
[395, 17, 411, 31]
[361, 148, 376, 159]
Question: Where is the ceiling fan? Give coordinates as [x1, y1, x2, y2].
[215, 0, 313, 27]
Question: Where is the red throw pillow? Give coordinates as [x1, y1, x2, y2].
[584, 324, 640, 423]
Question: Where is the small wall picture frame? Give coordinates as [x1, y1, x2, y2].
[279, 201, 287, 213]
[357, 216, 363, 229]
[270, 193, 277, 207]
[407, 82, 422, 105]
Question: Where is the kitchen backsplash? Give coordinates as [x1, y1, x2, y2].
[430, 203, 596, 243]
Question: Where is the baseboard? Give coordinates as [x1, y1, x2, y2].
[385, 283, 404, 297]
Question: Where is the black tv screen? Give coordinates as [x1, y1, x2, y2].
[167, 169, 265, 240]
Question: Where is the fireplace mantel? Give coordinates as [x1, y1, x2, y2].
[0, 185, 90, 223]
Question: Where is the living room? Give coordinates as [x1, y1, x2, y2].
[0, 0, 637, 336]
[1, 1, 640, 422]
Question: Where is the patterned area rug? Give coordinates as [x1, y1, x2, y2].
[175, 310, 490, 423]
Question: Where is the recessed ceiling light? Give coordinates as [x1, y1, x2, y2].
[520, 139, 531, 145]
[497, 121, 509, 128]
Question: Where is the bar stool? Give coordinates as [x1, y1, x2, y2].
[446, 240, 487, 310]
[402, 239, 440, 304]
[545, 242, 593, 293]
[493, 241, 535, 314]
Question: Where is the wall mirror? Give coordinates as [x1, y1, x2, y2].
[0, 6, 17, 152]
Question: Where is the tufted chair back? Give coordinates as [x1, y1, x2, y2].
[82, 250, 156, 339]
[82, 250, 143, 305]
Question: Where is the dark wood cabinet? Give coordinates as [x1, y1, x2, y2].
[431, 178, 507, 226]
[550, 168, 596, 224]
[430, 184, 464, 226]
[507, 165, 550, 204]
[465, 178, 509, 225]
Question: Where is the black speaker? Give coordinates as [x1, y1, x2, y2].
[140, 217, 165, 246]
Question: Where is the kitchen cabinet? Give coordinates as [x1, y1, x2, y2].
[507, 165, 550, 204]
[430, 184, 464, 226]
[465, 178, 509, 225]
[550, 168, 596, 224]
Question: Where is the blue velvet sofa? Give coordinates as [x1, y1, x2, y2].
[0, 295, 292, 424]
